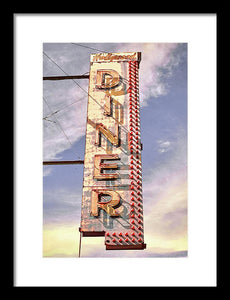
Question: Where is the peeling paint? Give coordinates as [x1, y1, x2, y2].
[80, 52, 146, 250]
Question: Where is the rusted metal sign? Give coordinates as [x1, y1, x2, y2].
[80, 52, 146, 250]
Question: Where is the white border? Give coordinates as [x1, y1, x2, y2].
[14, 14, 216, 286]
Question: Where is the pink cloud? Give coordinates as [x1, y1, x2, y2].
[115, 43, 179, 105]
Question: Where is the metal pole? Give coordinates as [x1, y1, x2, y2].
[43, 75, 89, 81]
[43, 160, 84, 165]
[78, 231, 82, 258]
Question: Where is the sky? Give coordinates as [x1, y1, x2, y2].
[43, 42, 187, 257]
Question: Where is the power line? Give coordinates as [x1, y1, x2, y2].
[43, 95, 86, 120]
[43, 51, 71, 77]
[43, 51, 135, 135]
[43, 96, 82, 160]
[71, 43, 109, 53]
[70, 44, 135, 85]
[43, 50, 92, 104]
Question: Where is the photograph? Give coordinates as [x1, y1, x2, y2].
[43, 42, 188, 258]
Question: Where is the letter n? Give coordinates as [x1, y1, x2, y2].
[95, 122, 119, 147]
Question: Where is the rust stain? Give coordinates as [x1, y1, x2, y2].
[87, 117, 96, 128]
[93, 154, 119, 180]
[80, 52, 146, 250]
[113, 99, 124, 124]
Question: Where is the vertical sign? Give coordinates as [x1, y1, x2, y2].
[80, 52, 146, 250]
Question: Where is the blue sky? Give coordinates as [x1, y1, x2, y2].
[43, 43, 187, 257]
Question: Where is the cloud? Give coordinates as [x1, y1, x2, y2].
[42, 43, 187, 257]
[43, 223, 79, 257]
[140, 124, 187, 252]
[142, 157, 187, 252]
[43, 165, 53, 177]
[144, 181, 187, 234]
[138, 43, 179, 106]
[43, 43, 182, 164]
[43, 188, 82, 225]
[157, 139, 171, 153]
[143, 135, 187, 206]
[43, 43, 91, 163]
[43, 161, 187, 257]
[114, 43, 180, 106]
[43, 81, 88, 161]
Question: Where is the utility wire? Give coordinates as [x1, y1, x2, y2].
[43, 51, 137, 135]
[71, 43, 110, 53]
[43, 95, 86, 120]
[43, 96, 82, 160]
[43, 51, 74, 78]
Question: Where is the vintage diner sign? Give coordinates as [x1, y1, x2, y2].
[80, 52, 146, 250]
